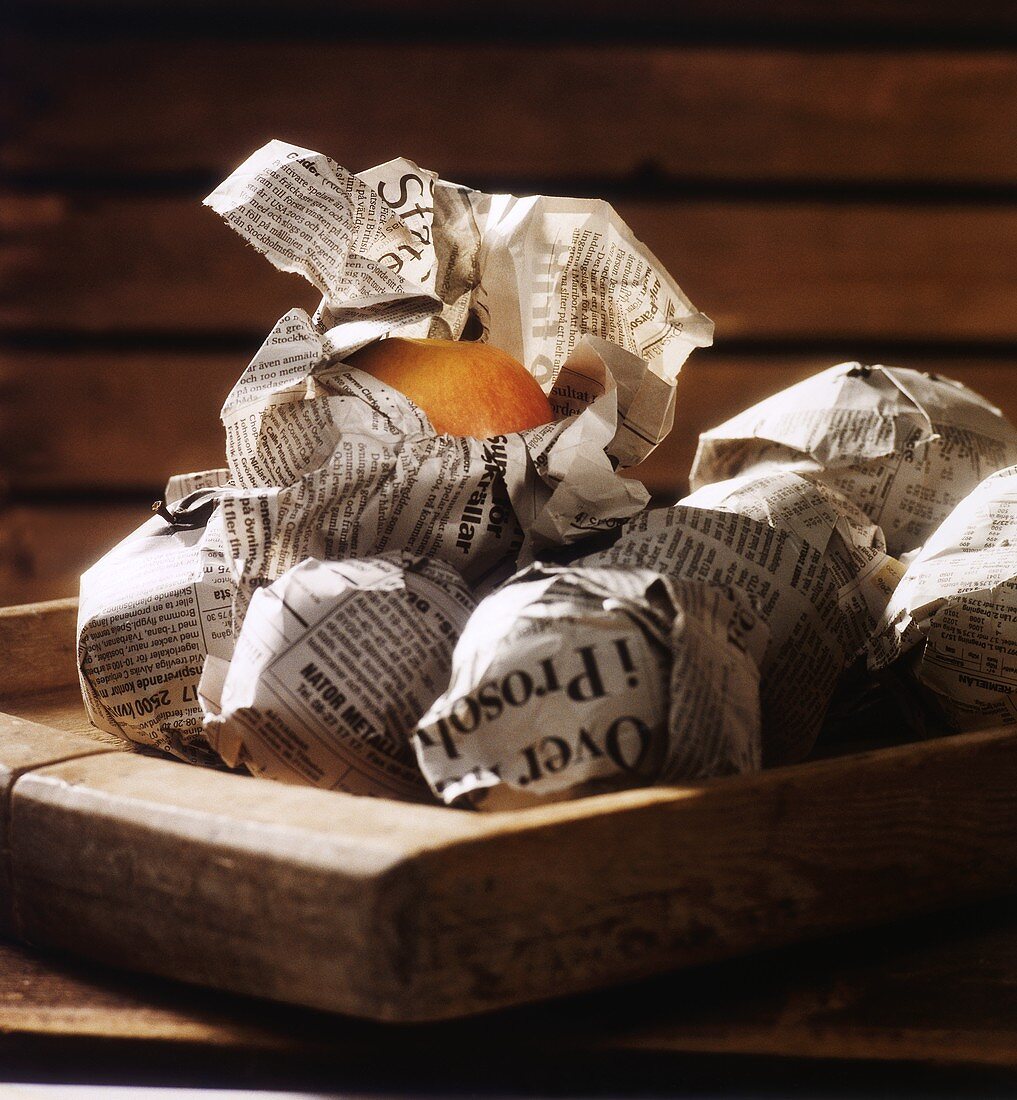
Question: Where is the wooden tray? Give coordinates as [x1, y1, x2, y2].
[3, 598, 1017, 1024]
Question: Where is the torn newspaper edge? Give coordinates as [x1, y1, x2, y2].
[690, 363, 1017, 560]
[200, 554, 476, 800]
[414, 564, 767, 809]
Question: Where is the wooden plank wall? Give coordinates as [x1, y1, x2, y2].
[3, 2, 1017, 605]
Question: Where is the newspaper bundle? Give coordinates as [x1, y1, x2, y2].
[574, 505, 846, 764]
[77, 471, 234, 764]
[203, 141, 714, 621]
[414, 564, 767, 808]
[201, 554, 475, 800]
[212, 335, 662, 625]
[869, 465, 1017, 730]
[690, 364, 1017, 559]
[681, 470, 904, 659]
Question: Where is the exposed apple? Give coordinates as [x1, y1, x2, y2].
[347, 337, 554, 439]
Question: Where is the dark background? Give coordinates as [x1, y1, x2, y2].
[3, 0, 1017, 605]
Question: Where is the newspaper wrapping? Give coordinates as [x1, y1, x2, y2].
[690, 363, 1017, 560]
[413, 564, 768, 809]
[574, 506, 847, 764]
[681, 470, 905, 660]
[868, 465, 1017, 731]
[200, 554, 475, 800]
[77, 473, 236, 764]
[203, 141, 713, 621]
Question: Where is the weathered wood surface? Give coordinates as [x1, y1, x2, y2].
[0, 715, 118, 936]
[0, 350, 233, 492]
[4, 622, 1017, 1024]
[0, 599, 80, 698]
[0, 504, 148, 607]
[6, 44, 1017, 184]
[6, 195, 1017, 341]
[4, 896, 1017, 1074]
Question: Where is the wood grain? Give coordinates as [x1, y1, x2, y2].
[0, 349, 236, 491]
[6, 195, 1017, 340]
[6, 43, 1017, 183]
[0, 711, 117, 934]
[0, 599, 81, 698]
[5, 674, 1017, 1021]
[0, 503, 149, 607]
[3, 901, 1017, 1071]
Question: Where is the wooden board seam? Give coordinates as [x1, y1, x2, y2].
[1, 721, 126, 940]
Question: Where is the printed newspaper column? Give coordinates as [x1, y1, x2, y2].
[207, 140, 714, 467]
[77, 483, 235, 765]
[221, 298, 440, 489]
[869, 465, 1017, 730]
[575, 506, 846, 764]
[213, 342, 657, 630]
[690, 363, 1017, 559]
[681, 470, 904, 660]
[414, 565, 766, 809]
[201, 554, 476, 800]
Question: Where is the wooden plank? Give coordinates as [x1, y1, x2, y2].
[5, 43, 1017, 183]
[8, 750, 473, 1022]
[0, 599, 80, 697]
[0, 711, 117, 935]
[3, 686, 1017, 1063]
[0, 349, 236, 490]
[8, 716, 1017, 1022]
[5, 195, 1017, 341]
[3, 902, 1017, 1070]
[0, 503, 149, 607]
[4, 350, 1016, 497]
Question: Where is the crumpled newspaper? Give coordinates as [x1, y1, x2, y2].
[77, 470, 235, 764]
[414, 564, 767, 809]
[212, 336, 660, 624]
[574, 505, 847, 764]
[204, 141, 714, 621]
[681, 469, 904, 659]
[200, 553, 475, 800]
[868, 465, 1017, 731]
[690, 363, 1017, 559]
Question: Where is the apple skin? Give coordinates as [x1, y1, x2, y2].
[347, 337, 554, 439]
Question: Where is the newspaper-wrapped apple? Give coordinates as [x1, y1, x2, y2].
[690, 363, 1017, 559]
[575, 506, 846, 764]
[77, 470, 235, 764]
[681, 470, 904, 660]
[414, 565, 767, 809]
[200, 554, 475, 800]
[204, 141, 713, 620]
[869, 466, 1017, 731]
[346, 337, 554, 438]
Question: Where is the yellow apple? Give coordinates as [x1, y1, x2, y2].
[347, 337, 553, 439]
